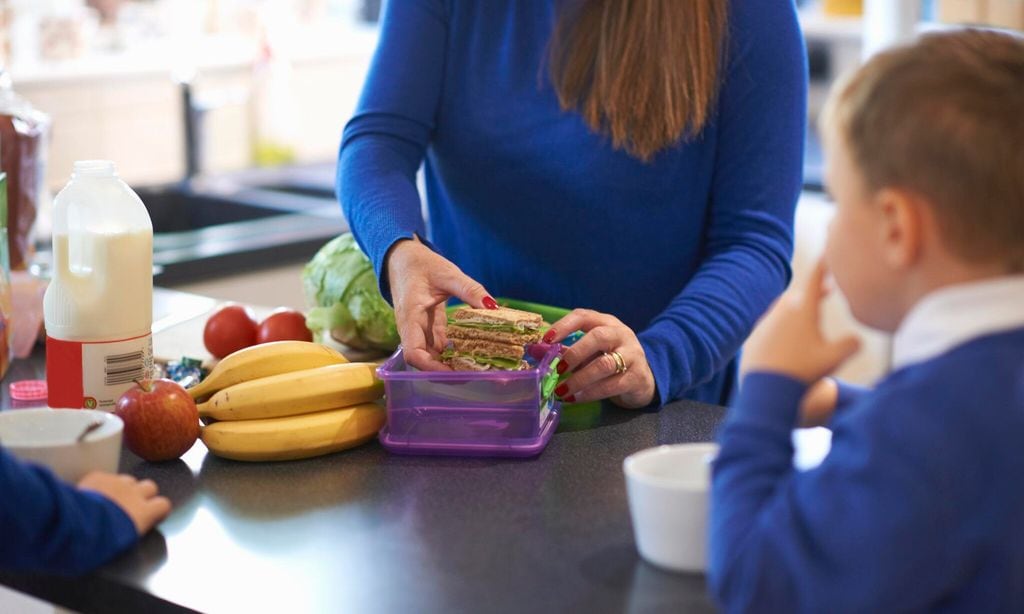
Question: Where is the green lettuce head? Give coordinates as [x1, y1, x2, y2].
[302, 233, 400, 352]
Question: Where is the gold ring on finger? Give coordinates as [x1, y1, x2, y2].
[607, 350, 627, 375]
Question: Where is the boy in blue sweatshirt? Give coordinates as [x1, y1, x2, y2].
[1, 449, 170, 575]
[709, 29, 1024, 613]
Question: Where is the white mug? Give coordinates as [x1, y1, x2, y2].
[0, 408, 123, 483]
[623, 442, 718, 573]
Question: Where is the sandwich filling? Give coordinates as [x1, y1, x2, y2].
[442, 306, 545, 371]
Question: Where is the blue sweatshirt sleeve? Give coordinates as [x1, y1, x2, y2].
[0, 449, 138, 575]
[337, 0, 447, 302]
[834, 378, 869, 414]
[709, 373, 971, 613]
[637, 0, 806, 404]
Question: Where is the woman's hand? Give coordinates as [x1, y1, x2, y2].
[78, 471, 171, 535]
[545, 309, 656, 408]
[385, 236, 497, 371]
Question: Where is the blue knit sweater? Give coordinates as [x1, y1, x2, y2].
[0, 449, 137, 575]
[710, 328, 1024, 612]
[338, 0, 806, 404]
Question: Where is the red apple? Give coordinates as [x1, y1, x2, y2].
[115, 379, 200, 462]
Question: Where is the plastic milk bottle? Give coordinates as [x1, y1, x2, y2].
[44, 160, 154, 409]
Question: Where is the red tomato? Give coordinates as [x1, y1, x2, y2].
[257, 309, 313, 344]
[203, 305, 258, 358]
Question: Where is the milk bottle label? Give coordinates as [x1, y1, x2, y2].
[46, 333, 153, 409]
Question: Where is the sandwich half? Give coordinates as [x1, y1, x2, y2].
[442, 306, 544, 371]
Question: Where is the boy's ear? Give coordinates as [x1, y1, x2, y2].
[874, 187, 923, 270]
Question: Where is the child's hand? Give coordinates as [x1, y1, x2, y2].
[799, 378, 839, 427]
[78, 471, 172, 535]
[744, 259, 861, 384]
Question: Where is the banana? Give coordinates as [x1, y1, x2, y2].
[201, 402, 385, 461]
[188, 341, 348, 401]
[197, 362, 384, 421]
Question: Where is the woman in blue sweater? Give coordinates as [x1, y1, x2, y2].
[339, 0, 806, 406]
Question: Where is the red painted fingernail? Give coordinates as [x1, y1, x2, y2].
[564, 395, 576, 403]
[556, 361, 568, 375]
[543, 329, 557, 343]
[482, 296, 498, 310]
[555, 384, 569, 397]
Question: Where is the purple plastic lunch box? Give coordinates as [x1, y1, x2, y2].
[376, 344, 562, 457]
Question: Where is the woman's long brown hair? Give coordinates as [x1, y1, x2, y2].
[549, 0, 729, 162]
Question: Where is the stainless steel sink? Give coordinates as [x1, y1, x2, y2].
[202, 161, 337, 200]
[130, 168, 347, 284]
[134, 185, 284, 233]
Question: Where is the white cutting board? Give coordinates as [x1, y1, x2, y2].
[153, 303, 275, 365]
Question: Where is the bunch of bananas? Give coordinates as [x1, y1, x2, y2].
[192, 341, 386, 462]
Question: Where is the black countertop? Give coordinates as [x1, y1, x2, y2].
[1, 351, 724, 614]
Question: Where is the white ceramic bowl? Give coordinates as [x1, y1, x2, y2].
[624, 442, 718, 573]
[0, 408, 123, 483]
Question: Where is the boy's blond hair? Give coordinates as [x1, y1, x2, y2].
[821, 29, 1024, 270]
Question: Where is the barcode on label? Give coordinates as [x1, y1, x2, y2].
[105, 351, 145, 386]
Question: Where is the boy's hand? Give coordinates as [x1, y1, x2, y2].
[799, 377, 839, 427]
[744, 259, 861, 384]
[78, 471, 172, 535]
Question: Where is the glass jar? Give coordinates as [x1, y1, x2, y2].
[0, 70, 50, 272]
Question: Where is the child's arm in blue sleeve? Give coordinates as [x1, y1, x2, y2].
[835, 378, 869, 413]
[709, 373, 969, 613]
[0, 449, 138, 575]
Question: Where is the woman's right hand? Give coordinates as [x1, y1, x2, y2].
[385, 236, 497, 370]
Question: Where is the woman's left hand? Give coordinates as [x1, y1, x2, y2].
[544, 309, 656, 409]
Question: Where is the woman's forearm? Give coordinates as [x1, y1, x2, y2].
[639, 233, 792, 404]
[637, 0, 806, 404]
[339, 134, 431, 300]
[336, 0, 448, 300]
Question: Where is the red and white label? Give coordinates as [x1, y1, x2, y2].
[46, 333, 153, 410]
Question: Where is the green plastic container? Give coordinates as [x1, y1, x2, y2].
[447, 297, 601, 423]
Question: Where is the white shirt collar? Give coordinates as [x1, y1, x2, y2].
[891, 275, 1024, 370]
